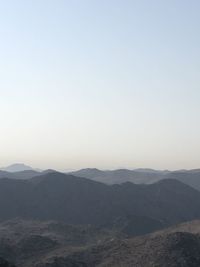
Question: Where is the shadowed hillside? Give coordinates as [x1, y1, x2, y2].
[0, 173, 200, 234]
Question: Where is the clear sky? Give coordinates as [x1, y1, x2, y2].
[0, 0, 200, 170]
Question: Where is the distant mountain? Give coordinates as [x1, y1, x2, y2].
[70, 168, 169, 184]
[2, 165, 200, 193]
[70, 168, 200, 191]
[2, 166, 200, 193]
[0, 170, 41, 180]
[1, 163, 34, 173]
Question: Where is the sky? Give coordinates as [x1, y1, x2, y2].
[0, 0, 200, 170]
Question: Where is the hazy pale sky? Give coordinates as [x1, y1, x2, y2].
[0, 0, 200, 170]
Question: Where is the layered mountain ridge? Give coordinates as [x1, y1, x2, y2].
[0, 172, 200, 232]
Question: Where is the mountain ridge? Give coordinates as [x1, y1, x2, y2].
[0, 173, 200, 233]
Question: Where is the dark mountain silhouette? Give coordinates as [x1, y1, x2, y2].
[0, 173, 200, 234]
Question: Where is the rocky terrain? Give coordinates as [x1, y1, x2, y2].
[0, 219, 200, 266]
[0, 219, 120, 267]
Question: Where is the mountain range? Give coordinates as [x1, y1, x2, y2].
[1, 164, 200, 192]
[0, 172, 200, 233]
[70, 168, 200, 191]
[1, 166, 200, 265]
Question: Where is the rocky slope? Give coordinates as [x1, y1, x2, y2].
[1, 219, 200, 266]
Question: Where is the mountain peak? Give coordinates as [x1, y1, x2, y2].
[1, 163, 34, 173]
